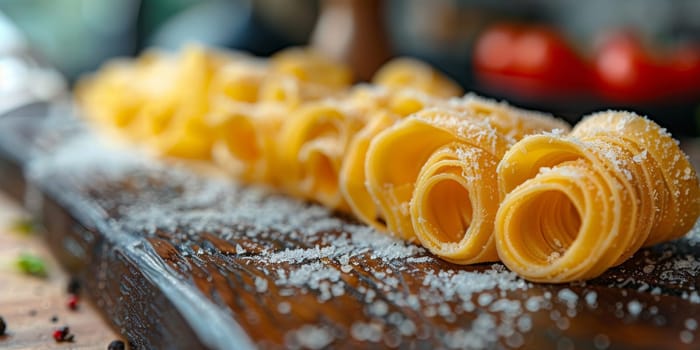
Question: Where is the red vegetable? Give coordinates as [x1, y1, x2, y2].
[474, 24, 593, 98]
[594, 32, 700, 102]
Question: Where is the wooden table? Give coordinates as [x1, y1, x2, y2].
[0, 192, 119, 349]
[1, 110, 700, 349]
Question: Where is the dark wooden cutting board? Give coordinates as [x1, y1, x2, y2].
[0, 107, 699, 349]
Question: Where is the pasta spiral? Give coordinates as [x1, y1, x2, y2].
[496, 111, 700, 282]
[365, 99, 567, 263]
[78, 45, 700, 282]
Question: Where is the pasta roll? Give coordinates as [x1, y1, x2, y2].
[139, 45, 232, 159]
[210, 58, 268, 103]
[270, 47, 353, 90]
[125, 97, 178, 142]
[387, 88, 440, 117]
[497, 157, 627, 282]
[410, 142, 501, 263]
[342, 85, 437, 119]
[80, 45, 238, 159]
[147, 112, 216, 159]
[571, 111, 700, 244]
[343, 85, 394, 116]
[496, 111, 700, 282]
[372, 58, 463, 98]
[76, 50, 177, 133]
[365, 108, 511, 241]
[338, 88, 437, 229]
[277, 101, 365, 210]
[340, 110, 400, 229]
[447, 94, 571, 140]
[258, 75, 339, 108]
[210, 102, 287, 184]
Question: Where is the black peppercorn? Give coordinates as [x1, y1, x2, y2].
[67, 277, 81, 295]
[108, 340, 126, 350]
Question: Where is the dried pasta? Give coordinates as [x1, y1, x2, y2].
[365, 99, 567, 264]
[495, 111, 700, 282]
[372, 58, 463, 98]
[339, 87, 442, 228]
[277, 100, 365, 210]
[78, 45, 700, 283]
[281, 58, 463, 213]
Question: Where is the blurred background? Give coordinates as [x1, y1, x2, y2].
[1, 0, 699, 134]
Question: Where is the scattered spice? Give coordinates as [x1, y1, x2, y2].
[16, 253, 47, 278]
[9, 217, 37, 235]
[67, 294, 79, 310]
[50, 316, 58, 323]
[28, 310, 37, 317]
[108, 340, 126, 350]
[67, 277, 81, 295]
[53, 326, 73, 342]
[0, 316, 6, 336]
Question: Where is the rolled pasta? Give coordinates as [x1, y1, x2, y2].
[209, 58, 268, 104]
[571, 112, 700, 244]
[410, 142, 502, 263]
[76, 50, 178, 135]
[365, 100, 568, 263]
[448, 94, 570, 141]
[210, 102, 287, 184]
[269, 47, 353, 90]
[78, 45, 239, 159]
[495, 111, 700, 282]
[140, 45, 232, 159]
[339, 87, 440, 229]
[339, 110, 400, 229]
[277, 100, 365, 210]
[372, 58, 463, 98]
[81, 45, 700, 283]
[365, 108, 511, 245]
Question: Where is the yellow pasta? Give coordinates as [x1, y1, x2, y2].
[270, 47, 353, 90]
[338, 87, 441, 228]
[210, 102, 287, 184]
[338, 83, 455, 226]
[410, 141, 502, 263]
[76, 50, 176, 134]
[79, 45, 353, 169]
[365, 108, 512, 244]
[364, 99, 568, 263]
[79, 45, 700, 283]
[77, 45, 237, 159]
[372, 58, 463, 98]
[448, 94, 570, 141]
[495, 111, 700, 282]
[142, 46, 231, 159]
[339, 109, 400, 229]
[571, 113, 700, 244]
[209, 58, 268, 103]
[280, 83, 442, 218]
[277, 100, 365, 210]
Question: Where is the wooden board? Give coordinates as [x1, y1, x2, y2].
[1, 110, 700, 349]
[0, 192, 120, 349]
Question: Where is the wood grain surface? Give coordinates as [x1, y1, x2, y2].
[0, 192, 120, 350]
[1, 110, 700, 350]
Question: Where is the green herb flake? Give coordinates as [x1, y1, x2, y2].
[16, 253, 47, 278]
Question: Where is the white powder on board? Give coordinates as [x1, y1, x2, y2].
[24, 126, 700, 349]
